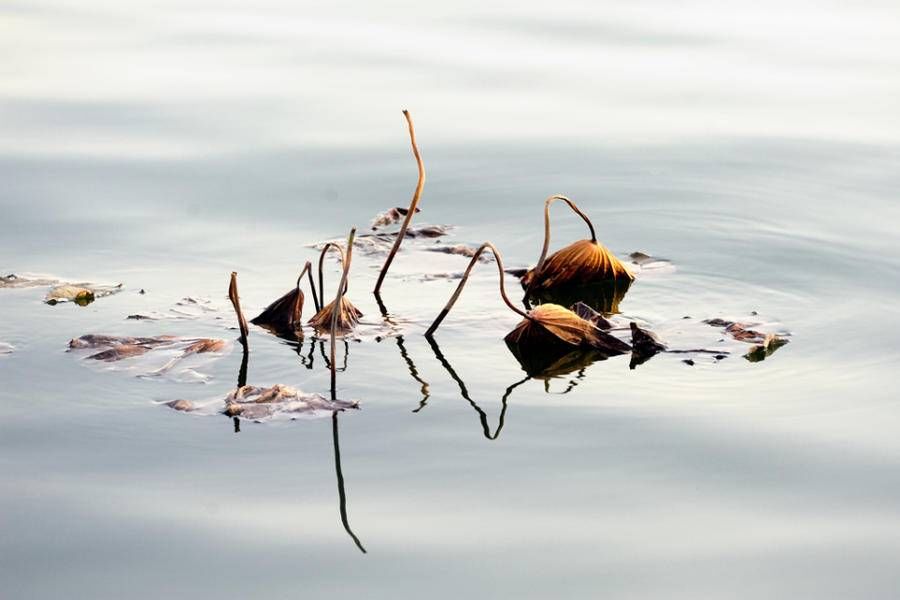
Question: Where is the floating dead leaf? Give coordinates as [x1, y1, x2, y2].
[744, 334, 789, 362]
[309, 230, 362, 335]
[1, 273, 60, 288]
[68, 334, 229, 382]
[628, 251, 674, 273]
[251, 262, 319, 337]
[522, 195, 633, 294]
[46, 282, 123, 306]
[371, 206, 420, 230]
[628, 322, 667, 369]
[425, 244, 494, 261]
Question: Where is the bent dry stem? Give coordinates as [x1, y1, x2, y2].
[374, 109, 426, 296]
[425, 242, 529, 337]
[529, 194, 597, 289]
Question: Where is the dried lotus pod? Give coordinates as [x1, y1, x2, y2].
[522, 195, 633, 294]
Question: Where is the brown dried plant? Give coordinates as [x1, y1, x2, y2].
[250, 261, 320, 335]
[309, 229, 362, 335]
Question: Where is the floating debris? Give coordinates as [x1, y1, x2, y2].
[744, 334, 789, 362]
[0, 342, 13, 355]
[425, 244, 494, 261]
[68, 334, 229, 382]
[628, 251, 675, 273]
[127, 296, 219, 321]
[46, 283, 123, 306]
[629, 321, 667, 369]
[522, 195, 633, 294]
[371, 206, 419, 230]
[570, 301, 615, 330]
[1, 273, 60, 288]
[703, 317, 790, 361]
[163, 384, 358, 421]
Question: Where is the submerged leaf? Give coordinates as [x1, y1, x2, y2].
[425, 244, 494, 261]
[371, 206, 420, 230]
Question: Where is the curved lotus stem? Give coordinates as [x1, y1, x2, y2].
[534, 195, 598, 275]
[318, 242, 349, 304]
[228, 272, 249, 349]
[374, 110, 426, 295]
[425, 242, 530, 337]
[296, 261, 321, 313]
[330, 228, 356, 397]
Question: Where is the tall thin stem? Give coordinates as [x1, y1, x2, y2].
[296, 261, 320, 313]
[330, 228, 356, 398]
[228, 272, 249, 349]
[534, 195, 598, 275]
[425, 242, 529, 337]
[374, 110, 426, 295]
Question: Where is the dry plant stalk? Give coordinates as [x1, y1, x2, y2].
[228, 271, 249, 349]
[309, 236, 362, 334]
[425, 242, 529, 337]
[250, 261, 319, 334]
[522, 195, 633, 293]
[373, 109, 426, 295]
[329, 228, 356, 396]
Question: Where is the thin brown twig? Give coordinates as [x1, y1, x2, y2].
[296, 261, 320, 313]
[318, 242, 348, 304]
[373, 109, 425, 295]
[330, 228, 356, 398]
[425, 242, 529, 337]
[228, 272, 249, 349]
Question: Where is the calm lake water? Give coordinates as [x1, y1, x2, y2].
[2, 1, 900, 598]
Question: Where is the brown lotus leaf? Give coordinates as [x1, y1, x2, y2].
[505, 303, 631, 353]
[527, 278, 631, 315]
[630, 321, 666, 355]
[166, 399, 195, 412]
[251, 287, 304, 334]
[309, 297, 362, 334]
[522, 239, 633, 291]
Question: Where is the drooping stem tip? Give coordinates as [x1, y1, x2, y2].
[374, 109, 426, 295]
[425, 242, 529, 337]
[533, 195, 598, 278]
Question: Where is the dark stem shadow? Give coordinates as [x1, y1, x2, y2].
[424, 336, 530, 440]
[332, 411, 366, 553]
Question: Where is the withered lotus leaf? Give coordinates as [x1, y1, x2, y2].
[522, 195, 633, 293]
[251, 262, 318, 335]
[570, 301, 614, 330]
[505, 303, 631, 356]
[309, 230, 362, 335]
[628, 322, 666, 369]
[309, 297, 363, 334]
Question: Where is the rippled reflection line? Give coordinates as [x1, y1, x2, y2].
[332, 412, 366, 554]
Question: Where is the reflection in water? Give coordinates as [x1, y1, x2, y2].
[375, 295, 431, 408]
[424, 336, 529, 440]
[525, 279, 632, 315]
[332, 412, 366, 554]
[506, 342, 613, 379]
[317, 338, 350, 372]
